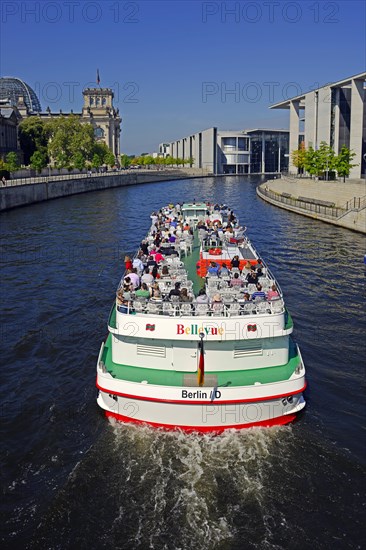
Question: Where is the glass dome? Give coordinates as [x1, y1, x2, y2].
[0, 76, 42, 112]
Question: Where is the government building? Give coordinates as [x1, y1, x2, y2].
[162, 128, 290, 175]
[270, 72, 366, 179]
[0, 76, 121, 162]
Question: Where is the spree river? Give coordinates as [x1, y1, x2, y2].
[1, 176, 365, 549]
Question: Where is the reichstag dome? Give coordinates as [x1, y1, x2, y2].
[0, 76, 42, 112]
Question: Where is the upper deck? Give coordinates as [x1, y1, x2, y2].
[114, 202, 286, 323]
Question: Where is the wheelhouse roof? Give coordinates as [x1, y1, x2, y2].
[182, 203, 206, 210]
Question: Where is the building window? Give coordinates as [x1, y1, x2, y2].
[94, 126, 105, 138]
[90, 97, 94, 106]
[238, 137, 249, 151]
[102, 98, 106, 106]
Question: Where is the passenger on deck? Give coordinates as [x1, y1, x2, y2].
[116, 289, 125, 306]
[211, 293, 223, 312]
[124, 255, 133, 271]
[251, 283, 266, 301]
[153, 250, 165, 263]
[196, 288, 209, 303]
[255, 259, 264, 276]
[135, 283, 151, 298]
[123, 276, 134, 294]
[267, 284, 279, 300]
[242, 261, 252, 276]
[140, 240, 149, 256]
[230, 272, 243, 287]
[242, 290, 251, 301]
[169, 282, 181, 299]
[208, 262, 220, 276]
[231, 255, 240, 269]
[132, 256, 144, 275]
[219, 263, 230, 276]
[246, 268, 259, 285]
[160, 265, 170, 278]
[127, 269, 140, 289]
[151, 288, 162, 301]
[180, 288, 192, 302]
[168, 232, 177, 243]
[141, 268, 155, 286]
[147, 255, 158, 270]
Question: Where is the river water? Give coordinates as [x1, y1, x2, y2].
[1, 176, 365, 549]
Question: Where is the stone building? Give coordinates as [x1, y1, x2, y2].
[270, 72, 366, 178]
[0, 76, 121, 161]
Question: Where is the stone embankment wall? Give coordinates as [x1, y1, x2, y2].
[0, 169, 210, 212]
[257, 177, 366, 234]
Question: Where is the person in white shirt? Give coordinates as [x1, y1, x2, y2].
[132, 257, 144, 275]
[141, 268, 154, 286]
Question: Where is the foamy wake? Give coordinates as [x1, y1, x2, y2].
[108, 420, 292, 549]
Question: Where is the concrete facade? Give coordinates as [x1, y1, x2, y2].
[0, 169, 211, 212]
[166, 127, 289, 175]
[271, 72, 366, 178]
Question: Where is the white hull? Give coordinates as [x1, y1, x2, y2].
[97, 389, 305, 432]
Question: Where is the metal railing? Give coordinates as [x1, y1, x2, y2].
[116, 297, 285, 317]
[0, 167, 197, 188]
[258, 185, 347, 219]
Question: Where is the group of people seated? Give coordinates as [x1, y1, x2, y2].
[116, 204, 280, 314]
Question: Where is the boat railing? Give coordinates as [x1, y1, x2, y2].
[116, 297, 285, 317]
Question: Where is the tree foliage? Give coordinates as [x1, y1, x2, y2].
[5, 152, 20, 172]
[335, 145, 357, 182]
[18, 117, 50, 165]
[292, 141, 356, 180]
[47, 115, 95, 168]
[30, 150, 48, 172]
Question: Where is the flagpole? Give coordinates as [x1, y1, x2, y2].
[197, 332, 205, 387]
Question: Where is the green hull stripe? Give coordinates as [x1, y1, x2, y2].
[101, 334, 299, 388]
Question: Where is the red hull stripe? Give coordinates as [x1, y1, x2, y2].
[96, 379, 307, 405]
[104, 410, 297, 433]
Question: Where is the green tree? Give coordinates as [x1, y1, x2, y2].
[47, 116, 94, 168]
[104, 150, 116, 168]
[317, 141, 336, 180]
[91, 153, 102, 170]
[30, 150, 48, 172]
[18, 117, 50, 165]
[5, 152, 20, 172]
[120, 154, 131, 168]
[304, 146, 322, 177]
[335, 145, 357, 182]
[72, 151, 86, 171]
[291, 143, 306, 175]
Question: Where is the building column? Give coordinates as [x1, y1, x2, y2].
[349, 78, 364, 179]
[289, 100, 300, 174]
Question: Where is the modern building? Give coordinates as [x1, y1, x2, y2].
[0, 76, 122, 161]
[270, 72, 366, 178]
[166, 127, 289, 175]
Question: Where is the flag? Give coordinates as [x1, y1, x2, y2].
[97, 69, 100, 85]
[197, 338, 204, 387]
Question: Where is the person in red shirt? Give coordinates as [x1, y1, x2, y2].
[124, 255, 133, 270]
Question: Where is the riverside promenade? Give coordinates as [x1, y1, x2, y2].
[257, 176, 366, 234]
[0, 168, 211, 212]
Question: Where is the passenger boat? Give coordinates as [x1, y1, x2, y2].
[96, 202, 306, 432]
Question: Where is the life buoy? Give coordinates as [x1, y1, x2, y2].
[209, 248, 221, 255]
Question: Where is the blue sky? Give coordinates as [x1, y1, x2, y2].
[1, 0, 365, 154]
